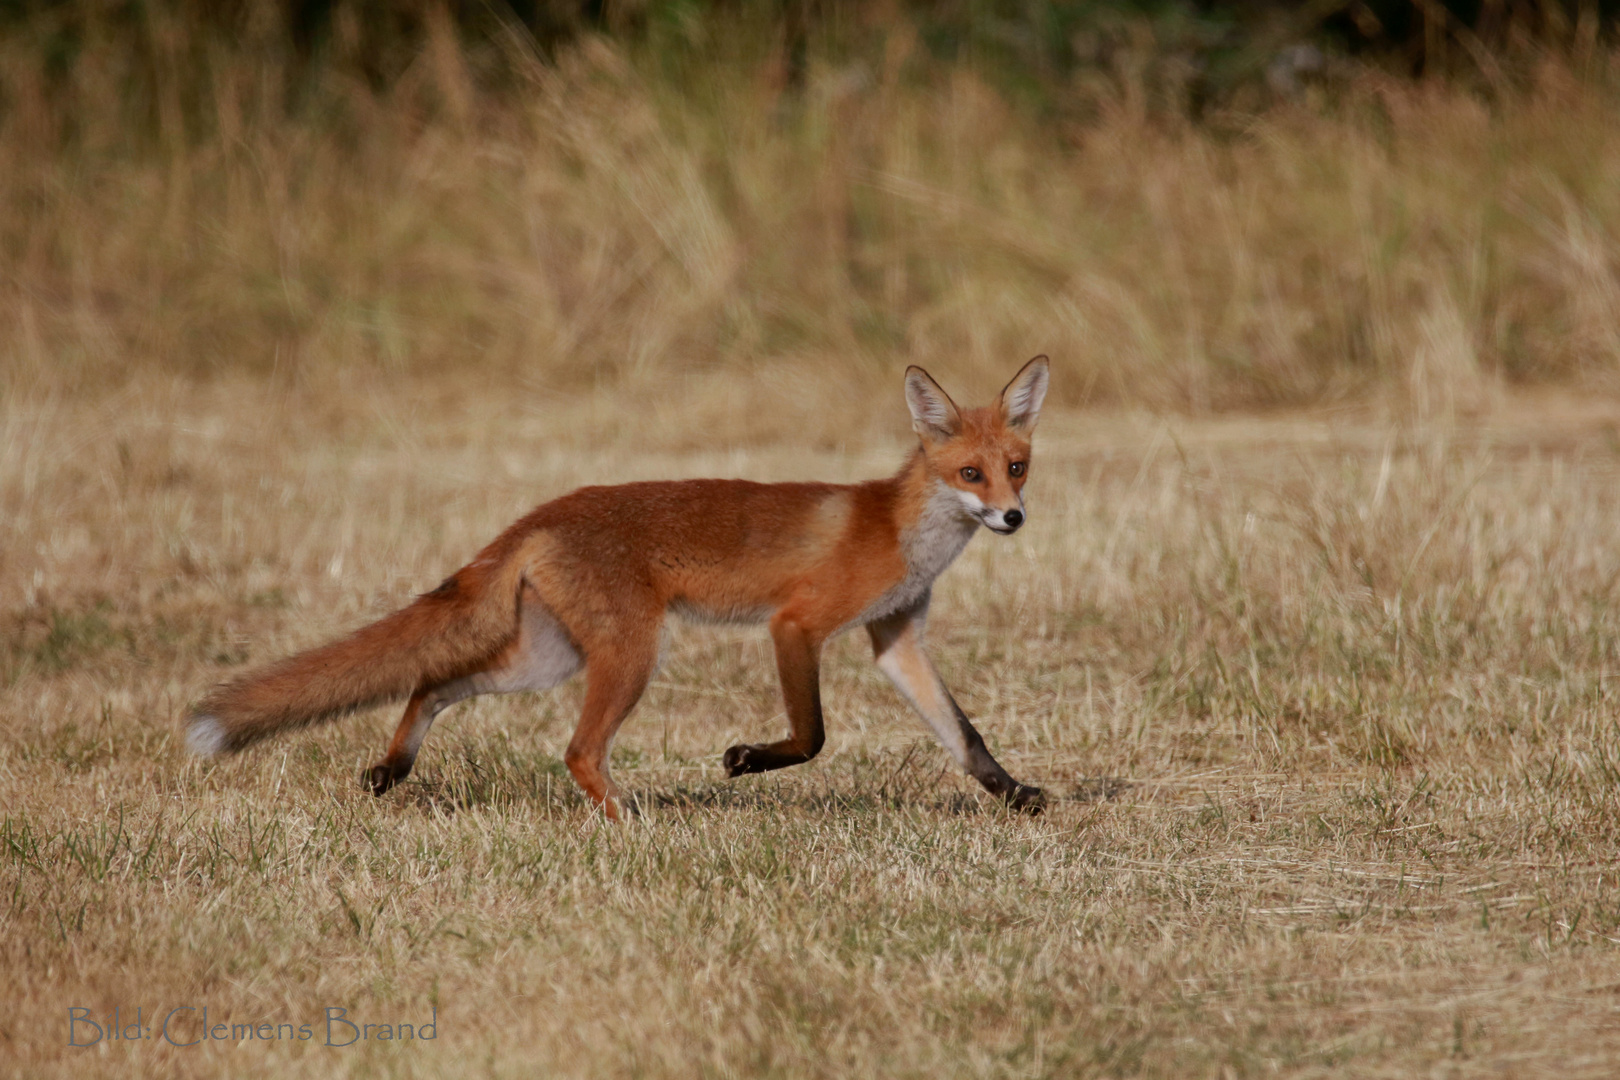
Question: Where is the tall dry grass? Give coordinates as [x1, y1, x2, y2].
[4, 19, 1620, 417]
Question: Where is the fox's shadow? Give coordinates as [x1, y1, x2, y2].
[382, 759, 1132, 817]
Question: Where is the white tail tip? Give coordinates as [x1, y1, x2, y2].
[185, 714, 228, 757]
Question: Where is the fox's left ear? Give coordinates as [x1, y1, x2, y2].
[999, 355, 1050, 433]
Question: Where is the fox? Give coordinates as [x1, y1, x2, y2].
[185, 356, 1051, 818]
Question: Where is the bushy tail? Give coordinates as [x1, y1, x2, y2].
[185, 555, 524, 756]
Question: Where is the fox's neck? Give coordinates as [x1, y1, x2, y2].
[890, 447, 979, 585]
[845, 450, 980, 625]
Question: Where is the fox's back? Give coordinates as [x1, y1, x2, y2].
[495, 477, 908, 625]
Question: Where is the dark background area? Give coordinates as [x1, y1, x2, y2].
[4, 1, 1617, 112]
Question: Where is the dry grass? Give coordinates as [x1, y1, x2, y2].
[4, 368, 1620, 1077]
[5, 25, 1620, 411]
[8, 19, 1620, 1078]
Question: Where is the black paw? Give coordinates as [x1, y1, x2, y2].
[367, 764, 403, 797]
[723, 744, 763, 777]
[1004, 783, 1045, 815]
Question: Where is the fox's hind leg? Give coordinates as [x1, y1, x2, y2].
[563, 633, 660, 821]
[368, 585, 582, 795]
[368, 682, 475, 796]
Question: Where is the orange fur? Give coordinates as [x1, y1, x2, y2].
[187, 357, 1051, 818]
[188, 548, 526, 753]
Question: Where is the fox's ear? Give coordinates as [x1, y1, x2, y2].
[999, 355, 1050, 433]
[905, 366, 962, 442]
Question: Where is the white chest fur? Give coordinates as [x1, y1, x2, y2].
[858, 481, 979, 625]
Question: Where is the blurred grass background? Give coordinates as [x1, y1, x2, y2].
[4, 0, 1620, 418]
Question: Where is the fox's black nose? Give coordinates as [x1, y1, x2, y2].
[1003, 510, 1024, 530]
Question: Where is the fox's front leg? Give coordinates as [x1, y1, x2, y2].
[723, 613, 826, 777]
[867, 599, 1044, 813]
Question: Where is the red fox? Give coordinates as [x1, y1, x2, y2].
[186, 357, 1050, 818]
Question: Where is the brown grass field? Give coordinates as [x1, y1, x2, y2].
[6, 22, 1620, 1080]
[6, 372, 1620, 1078]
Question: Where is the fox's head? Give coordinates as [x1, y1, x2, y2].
[904, 356, 1050, 534]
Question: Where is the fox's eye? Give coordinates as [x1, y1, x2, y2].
[960, 466, 982, 483]
[1009, 462, 1026, 478]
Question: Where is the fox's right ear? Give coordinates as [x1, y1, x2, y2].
[905, 366, 962, 442]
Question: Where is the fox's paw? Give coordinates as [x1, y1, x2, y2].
[604, 792, 642, 820]
[366, 763, 407, 797]
[722, 744, 765, 778]
[1004, 783, 1046, 815]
